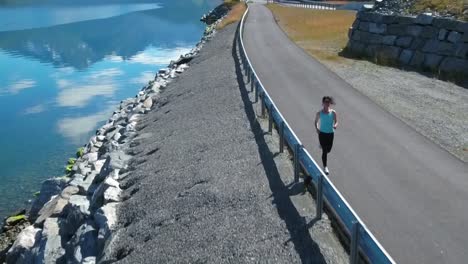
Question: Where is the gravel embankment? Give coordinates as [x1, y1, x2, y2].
[100, 23, 343, 263]
[322, 59, 468, 162]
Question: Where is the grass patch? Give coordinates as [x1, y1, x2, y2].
[266, 4, 356, 62]
[411, 0, 466, 20]
[217, 1, 247, 30]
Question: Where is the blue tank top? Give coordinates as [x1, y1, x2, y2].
[319, 110, 334, 133]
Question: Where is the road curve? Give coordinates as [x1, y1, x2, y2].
[243, 4, 468, 263]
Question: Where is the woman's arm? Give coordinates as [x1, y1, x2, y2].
[333, 110, 338, 129]
[314, 112, 320, 133]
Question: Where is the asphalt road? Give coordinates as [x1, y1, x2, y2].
[243, 4, 468, 263]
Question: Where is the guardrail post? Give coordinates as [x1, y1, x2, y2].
[350, 221, 360, 264]
[268, 109, 273, 133]
[294, 144, 302, 182]
[316, 174, 323, 219]
[279, 121, 285, 153]
[255, 82, 259, 103]
[247, 66, 251, 83]
[251, 76, 255, 92]
[261, 92, 266, 117]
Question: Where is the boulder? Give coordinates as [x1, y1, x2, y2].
[456, 22, 468, 34]
[396, 16, 416, 25]
[410, 38, 426, 50]
[387, 24, 406, 36]
[29, 178, 67, 221]
[409, 51, 425, 67]
[94, 203, 118, 254]
[406, 25, 423, 37]
[368, 23, 387, 34]
[143, 97, 153, 109]
[438, 29, 448, 40]
[382, 35, 397, 45]
[415, 14, 434, 25]
[69, 173, 97, 195]
[422, 54, 443, 71]
[33, 218, 66, 264]
[66, 221, 97, 264]
[439, 57, 468, 79]
[455, 43, 468, 58]
[34, 195, 69, 227]
[113, 132, 121, 142]
[109, 151, 131, 171]
[84, 153, 98, 163]
[91, 178, 121, 209]
[6, 225, 41, 264]
[422, 40, 455, 56]
[362, 32, 383, 44]
[358, 21, 370, 31]
[60, 186, 79, 200]
[5, 215, 27, 226]
[399, 49, 414, 65]
[63, 195, 91, 237]
[92, 159, 106, 173]
[420, 26, 438, 39]
[375, 45, 401, 64]
[395, 36, 413, 48]
[447, 31, 462, 43]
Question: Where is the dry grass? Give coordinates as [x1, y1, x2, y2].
[216, 1, 247, 30]
[267, 4, 356, 62]
[412, 0, 466, 19]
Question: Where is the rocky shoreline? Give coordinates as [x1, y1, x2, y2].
[0, 5, 230, 264]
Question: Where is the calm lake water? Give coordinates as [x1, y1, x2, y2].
[0, 0, 220, 219]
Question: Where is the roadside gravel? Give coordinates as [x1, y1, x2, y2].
[100, 23, 346, 263]
[322, 59, 468, 162]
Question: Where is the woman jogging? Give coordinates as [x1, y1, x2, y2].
[314, 96, 338, 175]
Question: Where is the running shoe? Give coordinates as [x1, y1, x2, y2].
[324, 167, 329, 175]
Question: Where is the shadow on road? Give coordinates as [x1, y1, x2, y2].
[232, 23, 326, 264]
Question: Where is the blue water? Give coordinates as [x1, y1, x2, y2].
[0, 0, 220, 219]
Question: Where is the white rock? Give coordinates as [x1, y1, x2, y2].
[92, 159, 106, 173]
[128, 114, 140, 122]
[143, 97, 153, 109]
[113, 132, 121, 141]
[34, 218, 66, 263]
[68, 195, 90, 216]
[83, 256, 97, 264]
[90, 136, 97, 145]
[95, 203, 118, 231]
[170, 69, 177, 78]
[151, 82, 161, 92]
[96, 135, 105, 142]
[35, 195, 69, 226]
[110, 169, 119, 180]
[64, 195, 90, 236]
[84, 152, 98, 163]
[103, 186, 121, 203]
[6, 226, 41, 263]
[91, 177, 121, 208]
[66, 221, 98, 264]
[94, 141, 103, 149]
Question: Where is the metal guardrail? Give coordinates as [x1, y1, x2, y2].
[269, 0, 339, 10]
[238, 5, 396, 264]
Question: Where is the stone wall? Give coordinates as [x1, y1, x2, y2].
[346, 12, 468, 87]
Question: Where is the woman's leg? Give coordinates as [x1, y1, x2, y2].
[319, 133, 334, 167]
[322, 150, 328, 167]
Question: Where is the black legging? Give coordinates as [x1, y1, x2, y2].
[319, 132, 334, 167]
